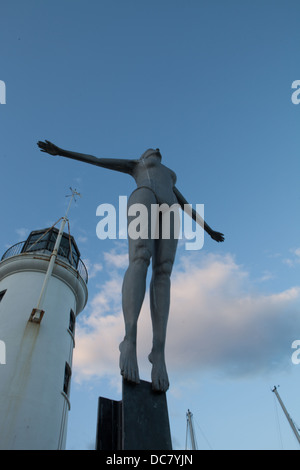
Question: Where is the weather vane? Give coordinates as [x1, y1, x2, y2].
[66, 187, 82, 202]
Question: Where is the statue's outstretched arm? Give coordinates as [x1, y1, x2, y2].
[173, 186, 224, 242]
[37, 140, 136, 175]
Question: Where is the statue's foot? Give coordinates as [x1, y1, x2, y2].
[148, 351, 169, 392]
[119, 339, 140, 384]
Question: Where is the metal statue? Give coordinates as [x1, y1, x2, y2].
[38, 140, 224, 391]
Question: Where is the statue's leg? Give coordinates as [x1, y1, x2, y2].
[119, 188, 156, 384]
[149, 208, 179, 392]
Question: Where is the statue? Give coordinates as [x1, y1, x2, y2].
[37, 140, 224, 392]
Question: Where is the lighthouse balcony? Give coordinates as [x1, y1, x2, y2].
[1, 227, 88, 284]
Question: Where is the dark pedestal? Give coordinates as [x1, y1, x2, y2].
[95, 396, 122, 450]
[96, 379, 172, 450]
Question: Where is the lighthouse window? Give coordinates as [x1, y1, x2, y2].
[70, 244, 79, 267]
[22, 228, 81, 269]
[24, 232, 48, 252]
[58, 236, 70, 259]
[0, 290, 6, 302]
[69, 309, 76, 335]
[63, 362, 72, 396]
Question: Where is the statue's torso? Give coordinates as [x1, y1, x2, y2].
[133, 158, 178, 206]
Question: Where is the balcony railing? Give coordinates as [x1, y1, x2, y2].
[1, 241, 88, 284]
[1, 241, 24, 260]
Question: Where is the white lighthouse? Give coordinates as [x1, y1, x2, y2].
[0, 213, 88, 449]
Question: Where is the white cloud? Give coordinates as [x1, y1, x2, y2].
[77, 236, 88, 244]
[82, 259, 103, 279]
[165, 258, 300, 377]
[257, 271, 274, 282]
[15, 228, 29, 240]
[73, 268, 124, 382]
[73, 251, 300, 385]
[103, 250, 128, 269]
[283, 247, 300, 267]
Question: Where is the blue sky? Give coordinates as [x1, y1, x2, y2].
[1, 0, 300, 450]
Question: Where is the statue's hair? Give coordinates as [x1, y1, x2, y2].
[139, 148, 161, 161]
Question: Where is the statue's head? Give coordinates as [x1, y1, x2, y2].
[139, 148, 162, 161]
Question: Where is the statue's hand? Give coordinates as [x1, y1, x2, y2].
[37, 140, 60, 156]
[210, 231, 224, 243]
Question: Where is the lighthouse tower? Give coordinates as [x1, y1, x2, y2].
[0, 215, 88, 449]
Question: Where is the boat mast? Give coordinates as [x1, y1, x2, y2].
[272, 386, 300, 446]
[186, 409, 197, 450]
